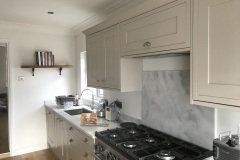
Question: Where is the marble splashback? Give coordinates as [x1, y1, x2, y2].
[142, 71, 215, 149]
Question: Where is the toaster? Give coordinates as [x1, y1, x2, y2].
[213, 131, 240, 160]
[105, 102, 118, 121]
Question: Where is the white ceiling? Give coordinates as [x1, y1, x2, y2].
[0, 0, 136, 30]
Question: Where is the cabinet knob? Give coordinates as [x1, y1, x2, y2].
[48, 112, 51, 114]
[56, 118, 60, 120]
[69, 139, 73, 143]
[69, 127, 73, 130]
[59, 119, 63, 122]
[84, 153, 88, 157]
[84, 138, 88, 143]
[102, 79, 105, 83]
[97, 80, 100, 82]
[143, 41, 151, 47]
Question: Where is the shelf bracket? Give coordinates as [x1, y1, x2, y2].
[32, 68, 35, 76]
[59, 68, 62, 75]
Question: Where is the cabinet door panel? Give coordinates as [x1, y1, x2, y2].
[193, 0, 240, 106]
[101, 25, 120, 88]
[86, 32, 103, 86]
[46, 109, 55, 148]
[120, 0, 190, 56]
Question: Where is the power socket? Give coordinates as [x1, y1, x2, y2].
[115, 101, 122, 109]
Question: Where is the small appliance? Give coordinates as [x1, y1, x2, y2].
[105, 100, 121, 121]
[97, 99, 108, 118]
[213, 130, 240, 160]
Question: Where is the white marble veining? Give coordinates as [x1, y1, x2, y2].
[142, 71, 215, 150]
[45, 101, 120, 138]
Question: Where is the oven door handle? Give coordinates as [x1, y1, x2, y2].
[93, 153, 105, 160]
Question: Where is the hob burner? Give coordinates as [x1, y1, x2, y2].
[108, 133, 118, 138]
[128, 129, 137, 135]
[145, 137, 155, 143]
[122, 141, 137, 149]
[155, 150, 175, 160]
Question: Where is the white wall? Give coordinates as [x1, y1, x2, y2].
[0, 24, 76, 156]
[0, 46, 7, 91]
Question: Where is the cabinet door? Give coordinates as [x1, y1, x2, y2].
[46, 109, 55, 148]
[193, 0, 240, 106]
[101, 25, 120, 89]
[55, 115, 64, 159]
[86, 32, 103, 87]
[120, 0, 190, 56]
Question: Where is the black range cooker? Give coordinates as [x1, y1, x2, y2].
[94, 125, 212, 160]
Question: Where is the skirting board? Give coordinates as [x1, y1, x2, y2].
[0, 153, 10, 159]
[11, 143, 48, 156]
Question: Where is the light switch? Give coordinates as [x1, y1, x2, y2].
[18, 76, 25, 81]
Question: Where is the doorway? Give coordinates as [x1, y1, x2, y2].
[0, 44, 9, 155]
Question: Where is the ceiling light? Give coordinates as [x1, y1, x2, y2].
[47, 11, 54, 14]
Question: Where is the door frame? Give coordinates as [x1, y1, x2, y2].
[0, 39, 13, 156]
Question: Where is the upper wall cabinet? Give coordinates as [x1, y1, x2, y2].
[86, 25, 142, 92]
[120, 0, 190, 57]
[192, 0, 240, 110]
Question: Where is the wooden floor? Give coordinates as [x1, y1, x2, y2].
[1, 149, 57, 160]
[0, 110, 9, 154]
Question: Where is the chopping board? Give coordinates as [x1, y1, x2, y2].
[81, 123, 109, 127]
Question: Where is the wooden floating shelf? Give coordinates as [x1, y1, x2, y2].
[21, 65, 74, 76]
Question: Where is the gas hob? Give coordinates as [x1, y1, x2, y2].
[94, 125, 212, 160]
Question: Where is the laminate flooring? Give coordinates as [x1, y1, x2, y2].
[0, 110, 9, 154]
[1, 149, 57, 160]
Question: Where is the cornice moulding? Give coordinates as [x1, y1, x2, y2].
[0, 21, 74, 36]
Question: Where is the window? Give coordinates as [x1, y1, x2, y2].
[80, 51, 103, 98]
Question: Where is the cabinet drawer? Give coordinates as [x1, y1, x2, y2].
[67, 133, 94, 160]
[120, 0, 190, 56]
[65, 122, 94, 148]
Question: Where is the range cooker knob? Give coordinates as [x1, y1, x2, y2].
[111, 155, 117, 160]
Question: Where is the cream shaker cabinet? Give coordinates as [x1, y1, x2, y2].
[120, 0, 190, 57]
[87, 25, 119, 89]
[86, 25, 142, 92]
[192, 0, 240, 108]
[46, 109, 55, 149]
[55, 115, 65, 160]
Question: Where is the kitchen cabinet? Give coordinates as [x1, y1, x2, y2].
[192, 0, 240, 109]
[55, 115, 65, 160]
[120, 0, 190, 57]
[46, 109, 55, 149]
[66, 122, 94, 160]
[86, 24, 142, 92]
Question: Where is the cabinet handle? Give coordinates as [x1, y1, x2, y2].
[97, 80, 100, 82]
[48, 112, 51, 114]
[69, 127, 73, 130]
[84, 138, 88, 143]
[102, 79, 105, 83]
[69, 139, 73, 143]
[84, 153, 88, 157]
[143, 41, 151, 47]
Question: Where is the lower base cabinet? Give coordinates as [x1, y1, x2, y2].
[46, 108, 94, 160]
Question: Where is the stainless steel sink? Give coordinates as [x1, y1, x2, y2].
[64, 108, 92, 116]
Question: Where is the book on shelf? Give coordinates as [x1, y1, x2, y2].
[35, 51, 54, 66]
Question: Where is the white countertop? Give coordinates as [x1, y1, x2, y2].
[45, 101, 120, 139]
[45, 101, 213, 160]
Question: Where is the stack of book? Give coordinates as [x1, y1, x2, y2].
[35, 51, 55, 66]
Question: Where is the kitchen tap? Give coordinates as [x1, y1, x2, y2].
[81, 89, 94, 110]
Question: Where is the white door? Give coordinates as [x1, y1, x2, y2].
[86, 32, 103, 87]
[193, 0, 240, 106]
[101, 25, 120, 89]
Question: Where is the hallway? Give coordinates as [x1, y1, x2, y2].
[0, 109, 8, 154]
